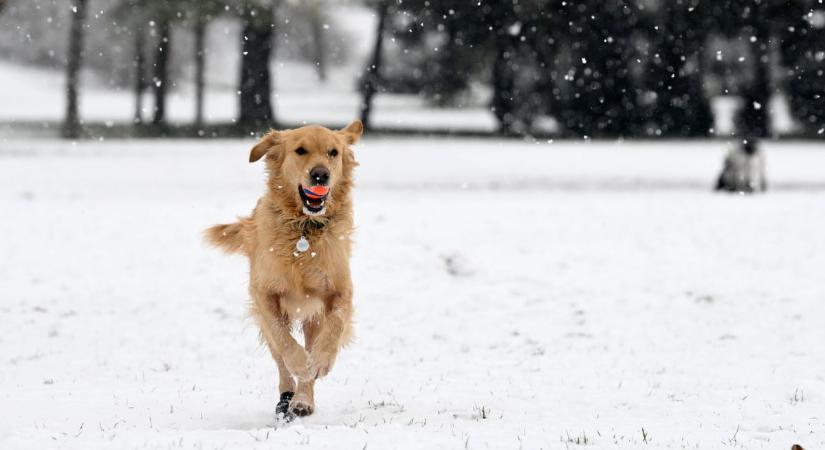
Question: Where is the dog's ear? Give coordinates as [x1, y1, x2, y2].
[339, 120, 364, 145]
[249, 130, 282, 163]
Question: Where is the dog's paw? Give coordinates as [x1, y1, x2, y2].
[308, 350, 337, 379]
[289, 392, 314, 417]
[275, 391, 295, 423]
[284, 347, 311, 381]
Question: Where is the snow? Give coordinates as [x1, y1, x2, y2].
[1, 137, 823, 449]
[0, 58, 496, 134]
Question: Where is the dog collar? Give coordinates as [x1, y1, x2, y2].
[299, 219, 327, 235]
[293, 219, 327, 255]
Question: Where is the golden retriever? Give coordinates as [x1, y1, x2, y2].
[205, 120, 363, 419]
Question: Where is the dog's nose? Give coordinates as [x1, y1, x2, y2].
[309, 166, 330, 185]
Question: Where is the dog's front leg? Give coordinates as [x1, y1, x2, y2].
[252, 290, 312, 381]
[308, 291, 352, 379]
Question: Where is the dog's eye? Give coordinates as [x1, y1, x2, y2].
[295, 147, 307, 156]
[328, 149, 338, 157]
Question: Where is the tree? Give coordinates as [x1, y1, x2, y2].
[648, 0, 714, 137]
[779, 0, 825, 134]
[119, 0, 223, 130]
[237, 1, 277, 130]
[306, 0, 327, 82]
[189, 0, 225, 131]
[193, 10, 206, 129]
[117, 0, 179, 127]
[359, 0, 389, 130]
[565, 0, 639, 136]
[430, 10, 469, 105]
[133, 28, 147, 125]
[390, 0, 541, 133]
[739, 0, 771, 138]
[152, 15, 172, 126]
[112, 0, 152, 126]
[391, 0, 483, 106]
[63, 0, 88, 138]
[486, 1, 521, 134]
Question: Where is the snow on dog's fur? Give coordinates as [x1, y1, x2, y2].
[206, 120, 363, 417]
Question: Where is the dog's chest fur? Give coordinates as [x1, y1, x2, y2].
[280, 237, 347, 321]
[251, 204, 352, 322]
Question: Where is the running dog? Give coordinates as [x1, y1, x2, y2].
[206, 120, 363, 419]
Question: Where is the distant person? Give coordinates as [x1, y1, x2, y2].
[715, 138, 767, 193]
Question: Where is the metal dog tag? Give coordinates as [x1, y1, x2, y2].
[296, 235, 310, 253]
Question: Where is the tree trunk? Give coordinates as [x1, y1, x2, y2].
[359, 0, 388, 130]
[63, 0, 87, 138]
[491, 38, 515, 135]
[740, 4, 770, 138]
[309, 0, 326, 82]
[685, 52, 714, 136]
[431, 17, 464, 106]
[238, 5, 275, 130]
[194, 13, 206, 130]
[152, 17, 171, 126]
[777, 1, 823, 133]
[133, 29, 145, 125]
[654, 5, 713, 137]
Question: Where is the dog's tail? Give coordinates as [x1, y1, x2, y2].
[204, 221, 245, 254]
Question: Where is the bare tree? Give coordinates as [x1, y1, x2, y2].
[650, 2, 714, 137]
[152, 16, 172, 126]
[112, 0, 151, 126]
[133, 29, 146, 125]
[359, 0, 388, 130]
[194, 9, 206, 129]
[189, 0, 224, 131]
[306, 0, 326, 81]
[740, 0, 771, 138]
[63, 0, 88, 138]
[238, 1, 277, 130]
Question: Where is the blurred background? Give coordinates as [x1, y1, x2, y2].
[0, 0, 824, 139]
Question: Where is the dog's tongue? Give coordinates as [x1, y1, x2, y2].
[304, 185, 329, 199]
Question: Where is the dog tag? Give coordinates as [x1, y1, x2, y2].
[296, 235, 310, 253]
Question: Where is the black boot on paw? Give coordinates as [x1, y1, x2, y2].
[275, 391, 295, 422]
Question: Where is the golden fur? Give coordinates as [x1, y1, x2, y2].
[205, 120, 363, 417]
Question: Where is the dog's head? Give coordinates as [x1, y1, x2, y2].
[249, 120, 363, 218]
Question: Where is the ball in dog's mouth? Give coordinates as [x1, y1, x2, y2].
[299, 184, 329, 216]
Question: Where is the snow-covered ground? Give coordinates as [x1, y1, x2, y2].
[0, 59, 498, 135]
[1, 138, 823, 449]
